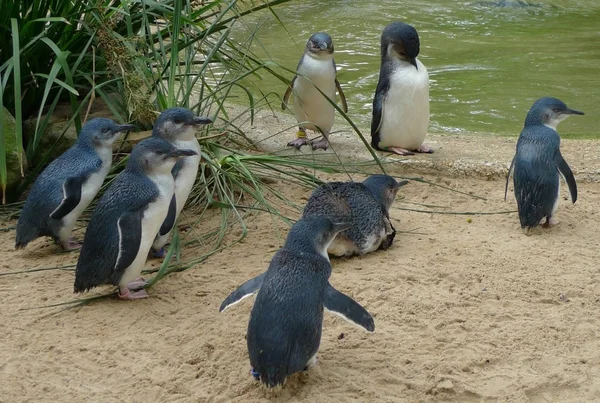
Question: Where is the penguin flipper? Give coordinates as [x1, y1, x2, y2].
[335, 79, 348, 113]
[281, 76, 296, 110]
[114, 210, 144, 275]
[370, 80, 389, 150]
[504, 156, 515, 202]
[219, 272, 266, 312]
[49, 176, 86, 220]
[555, 152, 577, 203]
[323, 283, 375, 332]
[158, 195, 177, 236]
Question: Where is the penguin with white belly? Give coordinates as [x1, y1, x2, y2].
[74, 137, 197, 299]
[371, 22, 433, 156]
[282, 32, 348, 151]
[15, 118, 133, 250]
[150, 107, 212, 257]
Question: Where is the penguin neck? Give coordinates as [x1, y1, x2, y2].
[524, 109, 566, 131]
[284, 238, 330, 262]
[305, 51, 334, 63]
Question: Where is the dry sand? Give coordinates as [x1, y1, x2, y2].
[2, 108, 600, 402]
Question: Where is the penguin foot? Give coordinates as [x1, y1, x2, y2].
[63, 238, 82, 250]
[287, 137, 309, 149]
[118, 287, 149, 300]
[310, 138, 329, 151]
[127, 277, 147, 291]
[416, 144, 434, 153]
[542, 217, 559, 228]
[304, 354, 318, 371]
[151, 247, 166, 258]
[385, 146, 414, 156]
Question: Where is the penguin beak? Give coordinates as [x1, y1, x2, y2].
[564, 108, 584, 116]
[168, 148, 198, 158]
[409, 57, 418, 70]
[396, 180, 409, 189]
[190, 116, 213, 126]
[318, 42, 328, 50]
[115, 124, 135, 133]
[332, 222, 352, 233]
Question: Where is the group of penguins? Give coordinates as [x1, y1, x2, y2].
[13, 21, 583, 388]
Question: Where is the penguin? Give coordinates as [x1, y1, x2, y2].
[282, 32, 348, 151]
[150, 107, 212, 257]
[370, 21, 433, 156]
[15, 118, 133, 250]
[302, 175, 408, 257]
[74, 137, 197, 299]
[219, 217, 375, 388]
[505, 97, 583, 230]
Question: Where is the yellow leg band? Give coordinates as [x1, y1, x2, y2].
[296, 130, 307, 139]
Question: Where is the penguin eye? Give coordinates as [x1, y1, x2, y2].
[101, 127, 110, 134]
[552, 108, 560, 113]
[174, 119, 183, 124]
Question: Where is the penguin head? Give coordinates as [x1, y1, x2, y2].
[305, 32, 334, 56]
[363, 175, 408, 212]
[524, 97, 584, 129]
[78, 118, 134, 148]
[128, 137, 197, 175]
[284, 217, 351, 259]
[381, 22, 420, 69]
[153, 107, 212, 141]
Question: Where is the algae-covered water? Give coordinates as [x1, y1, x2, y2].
[238, 0, 599, 138]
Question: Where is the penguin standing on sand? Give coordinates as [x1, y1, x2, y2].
[15, 118, 133, 250]
[74, 137, 197, 299]
[303, 175, 408, 257]
[371, 22, 433, 156]
[150, 107, 212, 257]
[282, 32, 348, 151]
[220, 217, 375, 388]
[505, 97, 583, 230]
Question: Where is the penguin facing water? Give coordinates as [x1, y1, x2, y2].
[150, 107, 212, 257]
[302, 175, 408, 257]
[371, 22, 433, 155]
[220, 217, 375, 388]
[506, 97, 583, 230]
[74, 137, 197, 299]
[282, 32, 348, 151]
[15, 118, 133, 250]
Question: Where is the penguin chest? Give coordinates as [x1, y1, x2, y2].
[293, 57, 337, 132]
[378, 59, 430, 150]
[172, 139, 201, 217]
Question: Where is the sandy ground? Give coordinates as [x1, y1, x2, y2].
[2, 106, 600, 402]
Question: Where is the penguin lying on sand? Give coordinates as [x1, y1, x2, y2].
[220, 217, 374, 388]
[74, 137, 197, 300]
[282, 32, 347, 151]
[150, 107, 212, 257]
[371, 22, 433, 156]
[505, 97, 583, 230]
[303, 174, 407, 257]
[15, 118, 133, 250]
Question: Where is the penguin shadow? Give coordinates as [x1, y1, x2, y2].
[13, 238, 80, 260]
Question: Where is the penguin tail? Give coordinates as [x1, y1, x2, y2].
[14, 240, 27, 250]
[259, 367, 287, 388]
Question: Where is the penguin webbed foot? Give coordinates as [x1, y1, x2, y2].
[416, 144, 434, 154]
[118, 287, 149, 300]
[385, 146, 414, 156]
[542, 216, 559, 228]
[150, 247, 166, 258]
[310, 138, 329, 151]
[287, 137, 309, 150]
[127, 277, 147, 291]
[61, 237, 82, 250]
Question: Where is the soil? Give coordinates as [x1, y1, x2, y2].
[2, 108, 600, 402]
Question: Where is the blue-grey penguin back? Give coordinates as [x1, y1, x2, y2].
[15, 118, 131, 249]
[247, 218, 336, 387]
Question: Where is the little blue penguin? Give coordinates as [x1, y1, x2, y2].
[219, 217, 375, 388]
[150, 107, 212, 257]
[74, 137, 197, 299]
[282, 32, 348, 151]
[15, 118, 133, 250]
[371, 22, 433, 156]
[505, 97, 583, 230]
[302, 175, 408, 257]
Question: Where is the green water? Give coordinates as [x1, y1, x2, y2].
[238, 0, 599, 138]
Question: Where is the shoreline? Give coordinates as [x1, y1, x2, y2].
[221, 102, 600, 183]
